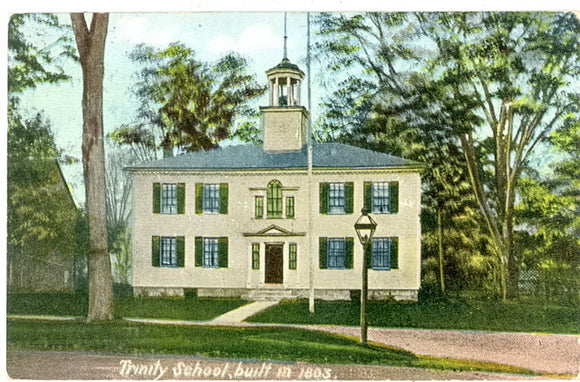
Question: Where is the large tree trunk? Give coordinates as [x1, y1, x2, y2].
[71, 13, 113, 321]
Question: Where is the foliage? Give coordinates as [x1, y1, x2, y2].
[8, 13, 75, 95]
[313, 11, 580, 300]
[114, 43, 267, 155]
[7, 107, 80, 275]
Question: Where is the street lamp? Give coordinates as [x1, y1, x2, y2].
[354, 210, 377, 345]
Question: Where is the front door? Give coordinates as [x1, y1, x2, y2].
[265, 244, 283, 284]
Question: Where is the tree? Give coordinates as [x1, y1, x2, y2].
[70, 13, 113, 321]
[314, 12, 580, 300]
[8, 13, 81, 292]
[105, 142, 135, 285]
[314, 12, 491, 297]
[112, 43, 266, 155]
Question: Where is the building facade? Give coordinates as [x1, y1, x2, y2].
[128, 56, 422, 301]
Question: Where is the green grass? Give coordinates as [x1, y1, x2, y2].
[247, 299, 580, 334]
[6, 319, 543, 376]
[7, 293, 248, 321]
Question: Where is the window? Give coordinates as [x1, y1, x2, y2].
[152, 236, 185, 268]
[153, 183, 185, 214]
[286, 197, 295, 218]
[252, 243, 260, 270]
[320, 182, 354, 215]
[196, 183, 228, 214]
[203, 238, 219, 268]
[195, 236, 228, 268]
[329, 183, 345, 214]
[267, 180, 283, 218]
[161, 237, 177, 266]
[319, 237, 354, 270]
[289, 243, 297, 270]
[371, 237, 399, 270]
[162, 184, 177, 214]
[327, 238, 345, 269]
[364, 181, 399, 214]
[372, 182, 389, 213]
[255, 196, 264, 219]
[203, 184, 220, 213]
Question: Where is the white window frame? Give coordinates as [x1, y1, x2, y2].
[327, 238, 346, 269]
[328, 183, 345, 215]
[372, 182, 390, 214]
[161, 183, 177, 214]
[203, 183, 220, 213]
[161, 237, 177, 267]
[203, 238, 219, 268]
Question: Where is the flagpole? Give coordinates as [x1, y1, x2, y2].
[307, 12, 315, 314]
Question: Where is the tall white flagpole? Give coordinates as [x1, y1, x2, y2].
[307, 12, 315, 314]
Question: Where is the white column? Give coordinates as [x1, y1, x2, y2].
[287, 76, 293, 106]
[274, 77, 279, 106]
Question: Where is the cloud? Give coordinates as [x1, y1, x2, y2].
[112, 14, 182, 46]
[206, 23, 280, 56]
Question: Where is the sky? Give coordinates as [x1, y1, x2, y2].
[4, 1, 580, 205]
[14, 11, 315, 203]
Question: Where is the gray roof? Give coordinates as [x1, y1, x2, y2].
[126, 143, 421, 171]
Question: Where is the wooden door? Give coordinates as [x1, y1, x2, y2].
[265, 245, 283, 284]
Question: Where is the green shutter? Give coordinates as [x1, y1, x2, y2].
[345, 182, 354, 214]
[363, 182, 372, 213]
[220, 183, 228, 214]
[176, 236, 185, 267]
[289, 243, 297, 270]
[390, 237, 399, 269]
[177, 183, 186, 214]
[195, 183, 203, 214]
[255, 196, 264, 219]
[319, 237, 328, 269]
[345, 237, 354, 269]
[252, 244, 260, 270]
[218, 237, 228, 268]
[390, 181, 399, 214]
[286, 196, 295, 218]
[319, 183, 329, 214]
[366, 241, 373, 269]
[153, 183, 161, 213]
[195, 237, 203, 267]
[152, 236, 160, 267]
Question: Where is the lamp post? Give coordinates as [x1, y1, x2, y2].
[354, 210, 377, 345]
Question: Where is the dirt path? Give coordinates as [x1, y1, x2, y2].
[5, 351, 554, 380]
[296, 325, 580, 375]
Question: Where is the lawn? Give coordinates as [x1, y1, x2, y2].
[7, 293, 578, 334]
[7, 293, 248, 321]
[6, 319, 540, 376]
[247, 299, 580, 334]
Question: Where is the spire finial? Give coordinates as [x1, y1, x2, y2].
[283, 12, 288, 60]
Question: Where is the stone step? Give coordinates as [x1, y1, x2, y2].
[247, 289, 293, 301]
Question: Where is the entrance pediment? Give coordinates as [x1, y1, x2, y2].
[243, 224, 306, 237]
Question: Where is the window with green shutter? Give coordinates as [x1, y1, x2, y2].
[153, 183, 184, 214]
[195, 236, 228, 268]
[364, 181, 399, 214]
[252, 243, 260, 270]
[370, 237, 399, 270]
[289, 243, 297, 270]
[196, 183, 228, 214]
[177, 183, 185, 214]
[286, 196, 295, 218]
[152, 236, 184, 268]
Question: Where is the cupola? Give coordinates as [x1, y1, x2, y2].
[261, 17, 308, 153]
